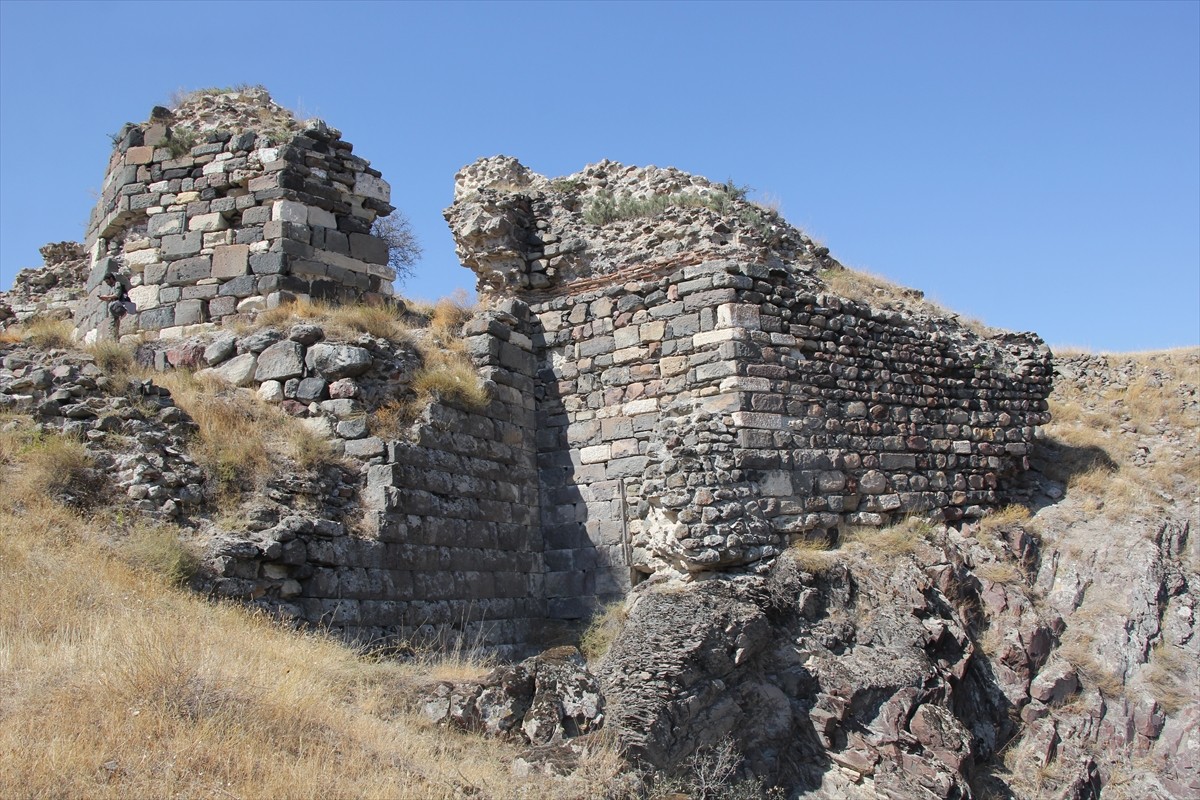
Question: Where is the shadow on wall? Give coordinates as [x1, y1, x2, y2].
[535, 354, 633, 628]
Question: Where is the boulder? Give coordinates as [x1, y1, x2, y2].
[305, 343, 373, 379]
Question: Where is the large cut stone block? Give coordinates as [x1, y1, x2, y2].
[188, 212, 229, 232]
[165, 256, 211, 285]
[148, 211, 186, 237]
[160, 231, 204, 259]
[212, 244, 249, 278]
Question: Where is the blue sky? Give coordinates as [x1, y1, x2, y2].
[1, 0, 1197, 352]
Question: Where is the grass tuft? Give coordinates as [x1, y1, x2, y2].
[580, 601, 628, 663]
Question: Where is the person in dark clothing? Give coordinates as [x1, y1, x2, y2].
[97, 272, 131, 339]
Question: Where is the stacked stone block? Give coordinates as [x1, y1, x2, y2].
[195, 301, 544, 657]
[74, 91, 397, 341]
[530, 259, 1052, 617]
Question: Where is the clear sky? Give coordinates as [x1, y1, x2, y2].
[1, 0, 1197, 352]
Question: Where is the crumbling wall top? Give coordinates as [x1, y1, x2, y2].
[445, 156, 838, 295]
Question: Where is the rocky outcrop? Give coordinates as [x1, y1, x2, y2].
[422, 646, 604, 745]
[446, 156, 831, 294]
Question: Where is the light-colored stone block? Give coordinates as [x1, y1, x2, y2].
[731, 411, 785, 429]
[354, 172, 390, 202]
[128, 284, 159, 309]
[717, 303, 761, 330]
[188, 212, 229, 232]
[212, 244, 249, 278]
[272, 199, 308, 224]
[125, 248, 160, 270]
[580, 444, 611, 464]
[125, 146, 154, 165]
[236, 295, 267, 313]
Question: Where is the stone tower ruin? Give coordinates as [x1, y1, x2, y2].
[74, 88, 398, 341]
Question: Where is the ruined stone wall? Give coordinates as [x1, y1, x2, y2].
[531, 260, 1051, 617]
[448, 157, 1053, 622]
[138, 300, 545, 657]
[75, 89, 397, 341]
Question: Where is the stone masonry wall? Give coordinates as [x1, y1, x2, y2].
[142, 299, 544, 657]
[447, 157, 1053, 622]
[531, 259, 1051, 619]
[74, 89, 396, 342]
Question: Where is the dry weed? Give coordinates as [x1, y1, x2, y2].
[5, 317, 74, 349]
[0, 479, 629, 799]
[1143, 643, 1195, 714]
[580, 601, 629, 663]
[86, 339, 135, 377]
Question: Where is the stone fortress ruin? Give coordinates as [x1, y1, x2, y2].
[54, 88, 1051, 648]
[74, 87, 397, 342]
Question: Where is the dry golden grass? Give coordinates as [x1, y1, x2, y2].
[251, 298, 413, 342]
[1143, 643, 1195, 715]
[786, 535, 838, 574]
[0, 421, 104, 509]
[579, 601, 629, 663]
[245, 294, 489, 418]
[412, 357, 490, 411]
[1040, 347, 1199, 518]
[152, 371, 339, 498]
[840, 515, 935, 559]
[0, 444, 629, 800]
[87, 339, 136, 378]
[819, 267, 994, 335]
[2, 316, 75, 349]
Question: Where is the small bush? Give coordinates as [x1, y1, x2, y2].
[122, 521, 200, 585]
[580, 601, 628, 663]
[87, 340, 135, 377]
[582, 184, 747, 226]
[1144, 643, 1194, 714]
[786, 535, 838, 574]
[368, 399, 420, 439]
[7, 431, 104, 509]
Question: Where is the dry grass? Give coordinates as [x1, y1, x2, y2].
[1, 316, 75, 349]
[151, 371, 338, 498]
[819, 267, 994, 335]
[247, 294, 488, 417]
[251, 298, 413, 342]
[0, 421, 104, 509]
[1143, 643, 1195, 715]
[840, 515, 936, 559]
[786, 535, 838, 574]
[579, 601, 629, 663]
[1057, 624, 1126, 699]
[1039, 347, 1199, 518]
[0, 443, 629, 800]
[87, 339, 136, 378]
[412, 357, 490, 411]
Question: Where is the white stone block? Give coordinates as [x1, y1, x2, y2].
[717, 303, 761, 330]
[128, 285, 159, 309]
[272, 199, 308, 224]
[693, 328, 741, 347]
[354, 172, 391, 202]
[189, 213, 228, 232]
[580, 444, 611, 464]
[237, 296, 267, 313]
[125, 248, 160, 270]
